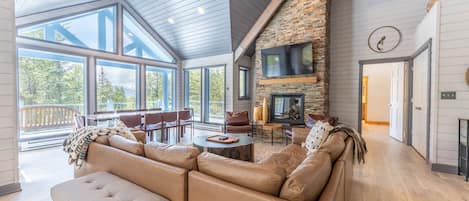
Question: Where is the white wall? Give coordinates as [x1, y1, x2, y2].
[363, 63, 396, 122]
[435, 0, 469, 167]
[329, 0, 427, 128]
[0, 0, 19, 189]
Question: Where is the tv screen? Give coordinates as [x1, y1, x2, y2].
[261, 42, 313, 78]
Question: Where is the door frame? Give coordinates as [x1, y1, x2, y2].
[357, 39, 432, 161]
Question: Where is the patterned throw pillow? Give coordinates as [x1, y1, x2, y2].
[302, 121, 333, 154]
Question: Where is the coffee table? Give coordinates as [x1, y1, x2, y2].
[193, 134, 254, 162]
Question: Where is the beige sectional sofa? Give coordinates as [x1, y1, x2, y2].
[51, 128, 353, 201]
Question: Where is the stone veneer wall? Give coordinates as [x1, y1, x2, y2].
[254, 0, 330, 117]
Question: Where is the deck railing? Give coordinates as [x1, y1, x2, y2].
[19, 105, 81, 131]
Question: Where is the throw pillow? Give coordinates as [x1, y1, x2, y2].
[302, 121, 333, 154]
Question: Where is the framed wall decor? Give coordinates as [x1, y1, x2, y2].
[368, 26, 402, 53]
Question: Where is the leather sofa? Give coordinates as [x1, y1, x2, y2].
[51, 135, 199, 201]
[51, 128, 353, 201]
[188, 128, 353, 201]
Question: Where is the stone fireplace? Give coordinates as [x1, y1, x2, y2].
[270, 93, 305, 125]
[253, 0, 330, 119]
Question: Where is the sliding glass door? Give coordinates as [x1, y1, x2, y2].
[206, 67, 225, 123]
[146, 66, 175, 111]
[185, 66, 225, 124]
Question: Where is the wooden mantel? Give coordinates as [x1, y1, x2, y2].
[258, 76, 318, 85]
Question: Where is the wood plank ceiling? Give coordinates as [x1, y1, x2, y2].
[15, 0, 271, 59]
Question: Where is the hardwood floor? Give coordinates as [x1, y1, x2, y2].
[1, 125, 468, 201]
[352, 124, 469, 201]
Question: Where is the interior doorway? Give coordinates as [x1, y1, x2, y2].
[361, 62, 408, 142]
[358, 40, 433, 161]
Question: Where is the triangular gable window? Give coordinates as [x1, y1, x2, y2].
[18, 6, 116, 52]
[123, 9, 175, 63]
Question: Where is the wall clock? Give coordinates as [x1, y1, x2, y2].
[368, 26, 402, 53]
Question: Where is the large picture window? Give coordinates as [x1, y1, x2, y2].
[96, 59, 138, 112]
[146, 66, 175, 111]
[123, 10, 175, 63]
[18, 6, 117, 52]
[18, 49, 85, 135]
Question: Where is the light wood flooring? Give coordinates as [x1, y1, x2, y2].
[1, 125, 468, 201]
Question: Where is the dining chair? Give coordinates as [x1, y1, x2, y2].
[178, 109, 194, 139]
[119, 114, 143, 130]
[73, 114, 86, 131]
[143, 113, 164, 142]
[162, 112, 179, 144]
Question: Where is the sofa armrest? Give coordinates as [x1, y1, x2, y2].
[292, 127, 310, 145]
[189, 171, 287, 201]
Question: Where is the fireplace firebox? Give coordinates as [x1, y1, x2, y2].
[270, 93, 305, 125]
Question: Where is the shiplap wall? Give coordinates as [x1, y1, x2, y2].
[329, 0, 427, 128]
[437, 0, 469, 166]
[0, 0, 19, 187]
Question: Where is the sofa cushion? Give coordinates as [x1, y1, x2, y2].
[51, 171, 169, 201]
[94, 136, 110, 145]
[258, 152, 304, 175]
[197, 152, 286, 196]
[226, 111, 249, 126]
[318, 131, 348, 162]
[279, 151, 332, 201]
[109, 135, 144, 156]
[226, 125, 252, 133]
[144, 142, 199, 170]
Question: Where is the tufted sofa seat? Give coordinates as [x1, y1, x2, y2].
[51, 172, 169, 201]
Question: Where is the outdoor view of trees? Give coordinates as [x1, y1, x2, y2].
[146, 68, 174, 110]
[18, 53, 85, 113]
[96, 61, 137, 112]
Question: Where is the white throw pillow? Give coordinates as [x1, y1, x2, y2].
[302, 121, 333, 154]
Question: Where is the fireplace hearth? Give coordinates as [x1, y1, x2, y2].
[270, 93, 305, 125]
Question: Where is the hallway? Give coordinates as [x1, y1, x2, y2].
[352, 125, 469, 201]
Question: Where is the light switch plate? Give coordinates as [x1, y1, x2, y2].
[441, 91, 456, 100]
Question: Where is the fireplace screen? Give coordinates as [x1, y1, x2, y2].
[270, 94, 305, 124]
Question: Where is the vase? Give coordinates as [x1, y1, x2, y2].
[262, 97, 269, 123]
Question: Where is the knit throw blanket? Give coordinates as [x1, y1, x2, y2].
[324, 124, 368, 164]
[63, 123, 136, 168]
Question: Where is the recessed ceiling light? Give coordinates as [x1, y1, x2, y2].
[167, 17, 175, 24]
[197, 7, 205, 15]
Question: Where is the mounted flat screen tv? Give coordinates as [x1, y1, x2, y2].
[261, 42, 313, 78]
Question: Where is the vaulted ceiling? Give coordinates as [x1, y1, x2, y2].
[15, 0, 271, 60]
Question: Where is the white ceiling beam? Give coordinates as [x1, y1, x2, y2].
[234, 0, 285, 62]
[16, 0, 119, 27]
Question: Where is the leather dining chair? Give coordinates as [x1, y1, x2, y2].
[119, 114, 143, 130]
[162, 112, 179, 144]
[143, 113, 163, 142]
[178, 109, 194, 139]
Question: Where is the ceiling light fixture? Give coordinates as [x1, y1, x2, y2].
[168, 18, 175, 24]
[197, 7, 205, 15]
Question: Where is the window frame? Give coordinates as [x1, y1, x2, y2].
[17, 5, 118, 54]
[238, 66, 250, 100]
[95, 58, 140, 113]
[145, 65, 176, 111]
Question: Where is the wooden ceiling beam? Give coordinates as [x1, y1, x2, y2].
[234, 0, 285, 62]
[426, 0, 439, 12]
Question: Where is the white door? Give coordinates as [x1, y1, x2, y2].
[412, 49, 429, 159]
[389, 63, 405, 142]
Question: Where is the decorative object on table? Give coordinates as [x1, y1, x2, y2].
[465, 67, 469, 86]
[193, 135, 254, 161]
[207, 135, 240, 144]
[459, 118, 469, 181]
[368, 26, 402, 53]
[225, 111, 252, 134]
[253, 106, 263, 122]
[302, 121, 333, 154]
[262, 97, 269, 123]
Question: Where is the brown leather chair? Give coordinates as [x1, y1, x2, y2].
[144, 113, 163, 142]
[178, 109, 194, 139]
[162, 112, 179, 143]
[225, 111, 252, 134]
[119, 114, 143, 130]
